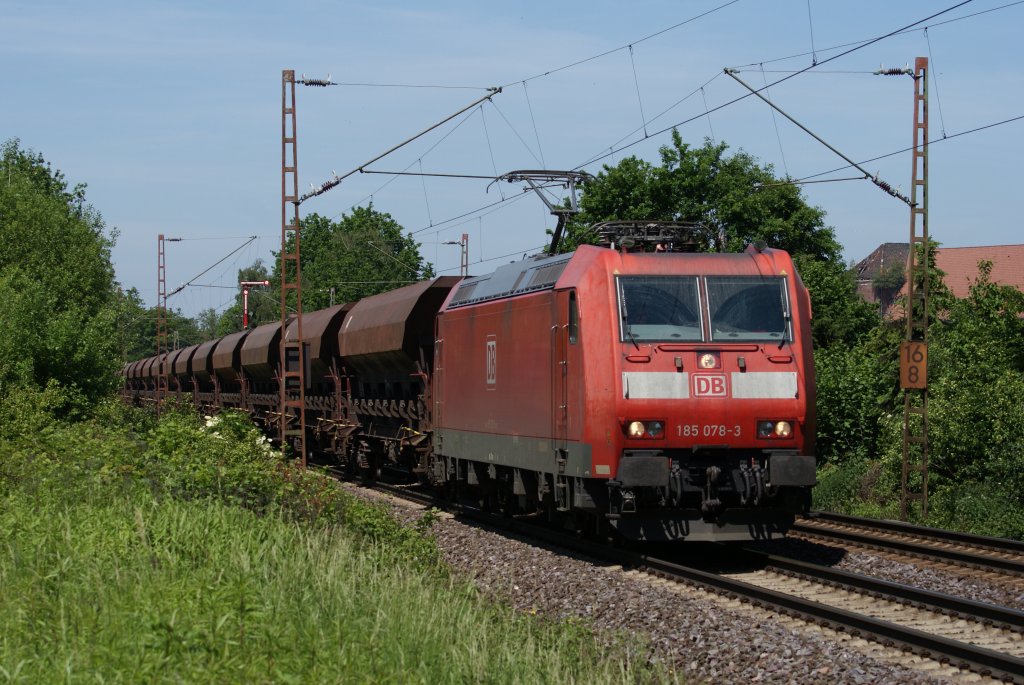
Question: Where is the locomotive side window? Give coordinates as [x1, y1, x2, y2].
[706, 276, 790, 342]
[568, 291, 579, 344]
[617, 276, 702, 342]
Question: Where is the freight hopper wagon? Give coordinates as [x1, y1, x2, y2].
[431, 243, 816, 541]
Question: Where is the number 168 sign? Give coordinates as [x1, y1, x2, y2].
[900, 341, 928, 389]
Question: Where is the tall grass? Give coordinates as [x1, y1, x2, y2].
[0, 403, 669, 683]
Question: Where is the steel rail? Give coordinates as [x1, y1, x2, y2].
[796, 512, 1024, 576]
[360, 482, 1024, 683]
[805, 511, 1024, 555]
[634, 552, 1024, 684]
[743, 548, 1024, 631]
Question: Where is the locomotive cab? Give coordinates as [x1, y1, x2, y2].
[606, 255, 816, 540]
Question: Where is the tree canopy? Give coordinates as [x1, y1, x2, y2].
[567, 131, 842, 263]
[210, 206, 433, 334]
[213, 259, 277, 335]
[118, 287, 208, 359]
[0, 139, 121, 413]
[285, 206, 433, 309]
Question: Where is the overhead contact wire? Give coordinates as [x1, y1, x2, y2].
[488, 100, 544, 166]
[924, 28, 949, 138]
[700, 86, 716, 145]
[522, 82, 546, 168]
[480, 106, 505, 199]
[628, 45, 649, 139]
[575, 0, 974, 171]
[503, 0, 740, 87]
[806, 0, 818, 65]
[344, 104, 484, 216]
[761, 63, 790, 178]
[576, 72, 722, 169]
[730, 0, 1017, 69]
[167, 237, 257, 299]
[793, 112, 1024, 184]
[418, 159, 433, 227]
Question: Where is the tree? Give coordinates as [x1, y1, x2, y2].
[566, 131, 842, 263]
[275, 205, 434, 312]
[0, 139, 121, 412]
[794, 256, 878, 348]
[117, 287, 208, 359]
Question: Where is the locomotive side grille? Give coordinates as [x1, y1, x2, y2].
[448, 281, 479, 306]
[446, 255, 571, 309]
[525, 262, 568, 290]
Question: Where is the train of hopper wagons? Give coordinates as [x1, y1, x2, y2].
[123, 221, 817, 542]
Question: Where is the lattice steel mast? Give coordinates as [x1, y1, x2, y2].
[280, 70, 308, 466]
[900, 57, 930, 520]
[155, 233, 169, 416]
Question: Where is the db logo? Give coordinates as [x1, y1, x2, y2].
[693, 374, 727, 397]
[485, 336, 497, 386]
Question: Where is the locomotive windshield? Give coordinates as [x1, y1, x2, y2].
[617, 276, 702, 342]
[706, 276, 790, 342]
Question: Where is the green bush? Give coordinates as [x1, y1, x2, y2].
[813, 458, 900, 519]
[814, 345, 888, 463]
[928, 482, 1024, 540]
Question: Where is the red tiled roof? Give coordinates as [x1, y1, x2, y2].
[931, 245, 1024, 299]
[858, 244, 1024, 318]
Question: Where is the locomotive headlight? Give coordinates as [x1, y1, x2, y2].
[758, 420, 794, 439]
[698, 353, 718, 369]
[625, 420, 665, 439]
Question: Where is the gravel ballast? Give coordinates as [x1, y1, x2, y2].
[358, 487, 980, 684]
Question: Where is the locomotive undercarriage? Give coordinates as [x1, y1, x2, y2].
[607, 448, 814, 541]
[418, 446, 813, 542]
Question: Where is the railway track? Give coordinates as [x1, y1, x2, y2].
[794, 511, 1024, 578]
[367, 482, 1024, 683]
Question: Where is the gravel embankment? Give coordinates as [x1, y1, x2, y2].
[434, 519, 972, 684]
[359, 488, 972, 684]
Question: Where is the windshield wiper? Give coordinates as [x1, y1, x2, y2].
[626, 326, 640, 351]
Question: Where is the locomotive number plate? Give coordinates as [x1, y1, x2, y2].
[677, 424, 742, 438]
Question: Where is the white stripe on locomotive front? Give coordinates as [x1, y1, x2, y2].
[621, 371, 797, 399]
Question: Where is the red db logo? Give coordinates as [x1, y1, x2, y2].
[693, 374, 727, 397]
[485, 336, 497, 386]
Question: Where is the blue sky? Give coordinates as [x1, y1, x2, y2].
[4, 0, 1022, 316]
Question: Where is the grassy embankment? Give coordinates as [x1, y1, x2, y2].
[0, 400, 669, 684]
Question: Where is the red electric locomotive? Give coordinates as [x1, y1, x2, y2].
[430, 231, 815, 541]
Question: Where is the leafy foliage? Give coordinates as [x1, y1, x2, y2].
[819, 262, 1024, 538]
[117, 286, 210, 359]
[283, 206, 434, 309]
[566, 131, 842, 262]
[209, 207, 435, 334]
[212, 259, 276, 335]
[0, 139, 121, 413]
[794, 255, 877, 348]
